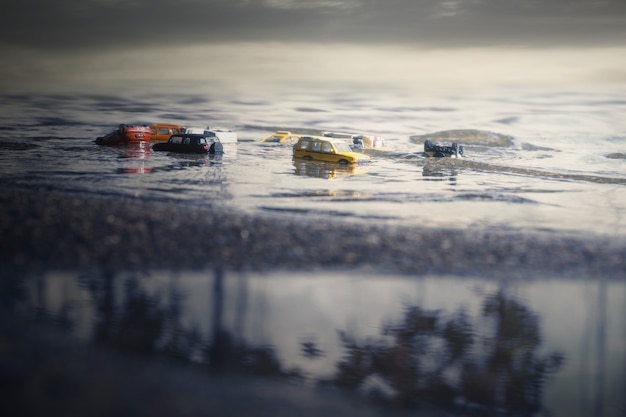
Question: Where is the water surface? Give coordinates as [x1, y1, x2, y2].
[13, 269, 626, 417]
[1, 84, 625, 238]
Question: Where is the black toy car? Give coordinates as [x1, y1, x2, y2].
[423, 139, 464, 158]
[152, 134, 223, 154]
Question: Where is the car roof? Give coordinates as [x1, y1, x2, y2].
[151, 123, 184, 128]
[171, 133, 206, 138]
[299, 135, 348, 143]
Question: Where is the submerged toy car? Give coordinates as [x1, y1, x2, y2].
[149, 123, 185, 142]
[322, 131, 386, 150]
[293, 136, 370, 164]
[96, 124, 151, 145]
[424, 140, 464, 158]
[260, 131, 301, 144]
[152, 133, 223, 154]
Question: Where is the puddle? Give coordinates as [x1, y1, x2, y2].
[6, 269, 625, 417]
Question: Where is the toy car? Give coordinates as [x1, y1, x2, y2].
[423, 140, 464, 158]
[96, 124, 151, 145]
[260, 131, 301, 144]
[152, 133, 223, 154]
[293, 136, 370, 164]
[322, 131, 386, 150]
[149, 123, 185, 142]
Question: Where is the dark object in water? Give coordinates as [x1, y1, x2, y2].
[152, 133, 223, 154]
[424, 140, 464, 158]
[351, 136, 364, 150]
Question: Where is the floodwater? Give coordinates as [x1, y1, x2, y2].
[1, 81, 626, 416]
[1, 84, 625, 237]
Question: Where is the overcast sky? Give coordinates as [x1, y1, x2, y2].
[2, 0, 626, 51]
[1, 0, 625, 94]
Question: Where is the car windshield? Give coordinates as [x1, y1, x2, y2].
[333, 142, 352, 153]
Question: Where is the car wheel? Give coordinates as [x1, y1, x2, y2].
[304, 156, 313, 161]
[209, 142, 224, 154]
[338, 159, 350, 165]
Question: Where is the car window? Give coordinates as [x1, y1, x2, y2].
[199, 138, 208, 145]
[311, 141, 322, 151]
[158, 127, 169, 135]
[322, 142, 333, 153]
[183, 137, 190, 144]
[170, 136, 183, 144]
[299, 140, 310, 150]
[334, 142, 352, 153]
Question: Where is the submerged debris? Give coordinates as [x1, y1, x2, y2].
[424, 140, 464, 158]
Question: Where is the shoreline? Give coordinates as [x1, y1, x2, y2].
[1, 187, 625, 278]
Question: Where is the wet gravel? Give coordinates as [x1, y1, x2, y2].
[2, 187, 624, 278]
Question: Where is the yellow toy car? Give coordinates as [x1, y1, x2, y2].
[293, 136, 370, 164]
[260, 131, 301, 144]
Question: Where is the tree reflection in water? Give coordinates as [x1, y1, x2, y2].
[80, 269, 301, 378]
[6, 271, 576, 416]
[85, 272, 166, 353]
[329, 291, 564, 414]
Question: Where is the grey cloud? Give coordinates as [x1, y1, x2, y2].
[1, 0, 625, 51]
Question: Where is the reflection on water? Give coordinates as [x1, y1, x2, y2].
[5, 270, 625, 417]
[293, 159, 369, 179]
[331, 293, 564, 413]
[116, 142, 152, 174]
[421, 160, 459, 183]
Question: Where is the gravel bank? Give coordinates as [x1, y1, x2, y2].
[1, 187, 624, 278]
